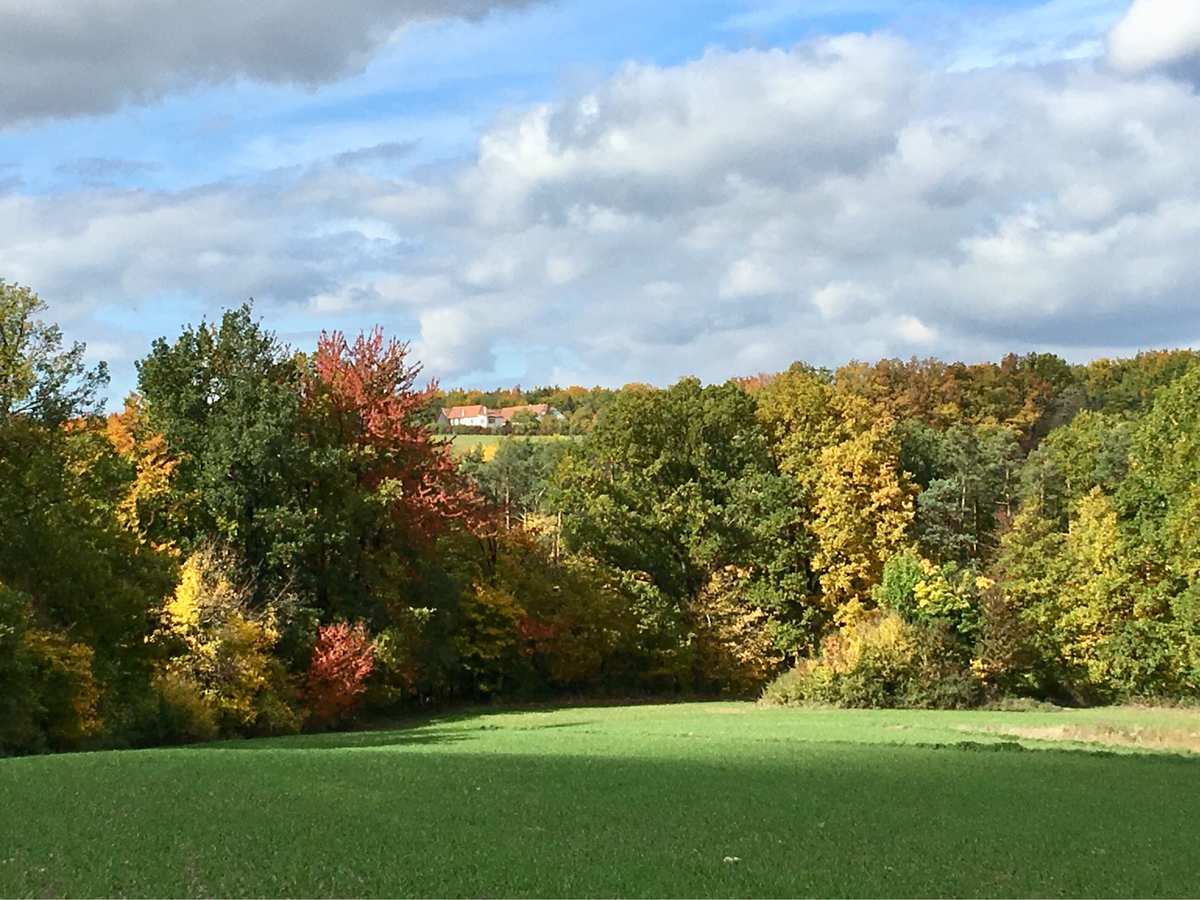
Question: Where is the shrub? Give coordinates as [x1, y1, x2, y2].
[495, 541, 640, 692]
[157, 547, 302, 736]
[364, 624, 421, 710]
[148, 672, 220, 744]
[875, 551, 980, 638]
[971, 584, 1035, 694]
[1098, 618, 1193, 700]
[306, 621, 375, 727]
[760, 611, 981, 709]
[873, 552, 925, 621]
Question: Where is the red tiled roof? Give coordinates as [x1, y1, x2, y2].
[497, 403, 550, 419]
[442, 405, 488, 420]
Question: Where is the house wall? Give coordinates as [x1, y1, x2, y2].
[450, 414, 491, 428]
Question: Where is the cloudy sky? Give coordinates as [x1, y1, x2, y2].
[2, 0, 1199, 398]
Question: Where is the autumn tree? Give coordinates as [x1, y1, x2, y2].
[306, 621, 375, 727]
[810, 399, 916, 619]
[308, 328, 482, 541]
[0, 282, 172, 752]
[755, 362, 839, 484]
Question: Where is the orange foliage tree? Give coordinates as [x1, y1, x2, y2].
[309, 328, 487, 541]
[306, 621, 375, 725]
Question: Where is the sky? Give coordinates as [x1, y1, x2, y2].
[2, 0, 1200, 400]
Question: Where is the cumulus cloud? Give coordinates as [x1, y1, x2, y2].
[0, 0, 539, 126]
[1107, 0, 1200, 77]
[5, 30, 1200, 391]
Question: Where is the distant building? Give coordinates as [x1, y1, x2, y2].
[438, 405, 493, 428]
[496, 403, 561, 421]
[438, 403, 563, 429]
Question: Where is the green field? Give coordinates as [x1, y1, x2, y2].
[446, 434, 572, 459]
[2, 703, 1198, 898]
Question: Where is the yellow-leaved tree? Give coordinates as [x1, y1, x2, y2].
[105, 396, 185, 548]
[1057, 487, 1136, 693]
[157, 546, 300, 737]
[810, 399, 916, 620]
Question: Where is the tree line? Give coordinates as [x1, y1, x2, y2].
[2, 278, 1198, 754]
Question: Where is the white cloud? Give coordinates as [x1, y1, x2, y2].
[5, 30, 1200, 390]
[720, 257, 784, 299]
[896, 315, 937, 344]
[1107, 0, 1200, 75]
[812, 282, 885, 322]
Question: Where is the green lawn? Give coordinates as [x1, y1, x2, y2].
[2, 703, 1198, 898]
[446, 434, 572, 459]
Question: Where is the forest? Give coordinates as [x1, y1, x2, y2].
[3, 278, 1199, 755]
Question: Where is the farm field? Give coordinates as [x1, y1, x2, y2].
[2, 703, 1198, 898]
[446, 433, 574, 459]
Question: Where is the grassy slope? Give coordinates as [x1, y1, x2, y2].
[446, 434, 571, 459]
[2, 703, 1198, 898]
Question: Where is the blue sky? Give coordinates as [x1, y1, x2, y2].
[1, 0, 1197, 401]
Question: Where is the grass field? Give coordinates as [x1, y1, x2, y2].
[2, 703, 1198, 898]
[446, 434, 572, 460]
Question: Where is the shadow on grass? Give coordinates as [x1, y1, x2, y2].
[197, 718, 596, 752]
[198, 727, 475, 752]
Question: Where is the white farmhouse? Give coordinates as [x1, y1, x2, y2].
[438, 404, 495, 428]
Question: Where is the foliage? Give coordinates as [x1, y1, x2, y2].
[0, 280, 109, 425]
[1, 583, 106, 754]
[460, 436, 567, 528]
[157, 548, 302, 735]
[146, 671, 221, 745]
[809, 402, 916, 617]
[306, 621, 375, 727]
[689, 567, 786, 694]
[755, 362, 839, 483]
[907, 423, 1020, 564]
[135, 305, 314, 593]
[555, 378, 790, 674]
[760, 610, 980, 709]
[454, 580, 527, 695]
[8, 278, 1200, 758]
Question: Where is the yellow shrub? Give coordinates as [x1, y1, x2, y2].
[151, 671, 220, 743]
[158, 548, 299, 735]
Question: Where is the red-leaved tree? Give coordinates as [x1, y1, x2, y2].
[306, 621, 375, 726]
[308, 328, 488, 541]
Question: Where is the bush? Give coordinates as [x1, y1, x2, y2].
[971, 584, 1035, 694]
[157, 547, 302, 736]
[147, 672, 220, 744]
[760, 611, 982, 709]
[454, 581, 527, 695]
[23, 627, 105, 749]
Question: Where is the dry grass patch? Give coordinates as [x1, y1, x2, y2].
[968, 713, 1200, 753]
